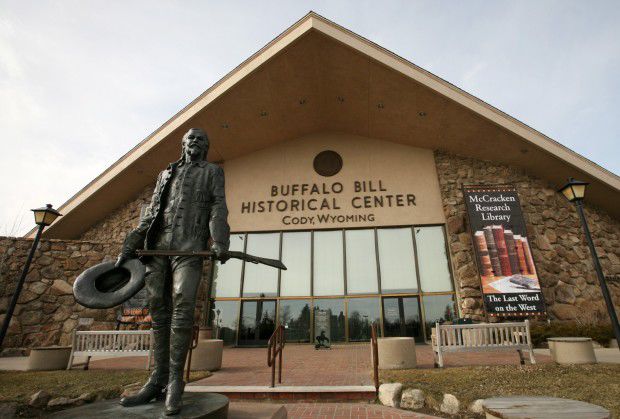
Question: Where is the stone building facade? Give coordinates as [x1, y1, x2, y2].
[75, 151, 620, 326]
[4, 150, 616, 349]
[435, 152, 620, 323]
[7, 14, 620, 348]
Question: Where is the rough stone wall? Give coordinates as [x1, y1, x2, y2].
[435, 151, 620, 323]
[0, 237, 120, 349]
[80, 184, 155, 244]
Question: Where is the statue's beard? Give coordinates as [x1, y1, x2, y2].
[182, 145, 207, 162]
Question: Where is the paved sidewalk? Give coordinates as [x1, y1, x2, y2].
[190, 343, 552, 387]
[1, 343, 559, 380]
[283, 402, 439, 418]
[193, 344, 373, 387]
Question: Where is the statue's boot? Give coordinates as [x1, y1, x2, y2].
[164, 327, 192, 416]
[120, 322, 170, 407]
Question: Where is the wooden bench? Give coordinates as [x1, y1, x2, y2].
[432, 320, 535, 368]
[67, 330, 153, 370]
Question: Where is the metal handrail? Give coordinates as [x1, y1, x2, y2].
[267, 325, 285, 388]
[370, 322, 379, 395]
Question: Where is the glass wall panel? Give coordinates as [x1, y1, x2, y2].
[347, 297, 381, 341]
[238, 300, 276, 345]
[213, 234, 245, 297]
[345, 229, 378, 294]
[212, 300, 239, 345]
[382, 297, 422, 340]
[313, 231, 344, 296]
[377, 228, 418, 293]
[243, 233, 280, 297]
[313, 299, 346, 342]
[402, 297, 423, 342]
[280, 232, 311, 296]
[415, 226, 453, 292]
[382, 297, 402, 337]
[239, 300, 257, 344]
[279, 299, 311, 343]
[422, 295, 456, 339]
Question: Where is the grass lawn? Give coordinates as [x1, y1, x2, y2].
[0, 370, 211, 404]
[381, 364, 620, 417]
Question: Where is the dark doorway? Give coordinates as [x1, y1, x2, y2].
[382, 296, 423, 342]
[238, 300, 276, 346]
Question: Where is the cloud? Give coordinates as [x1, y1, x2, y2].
[0, 1, 618, 236]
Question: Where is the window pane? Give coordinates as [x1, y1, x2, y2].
[280, 232, 311, 296]
[279, 299, 311, 343]
[377, 228, 418, 293]
[238, 300, 276, 345]
[345, 229, 378, 294]
[212, 300, 239, 346]
[243, 233, 279, 297]
[213, 234, 245, 297]
[313, 298, 346, 342]
[381, 297, 421, 340]
[347, 297, 381, 342]
[415, 226, 453, 292]
[422, 294, 456, 340]
[313, 231, 344, 296]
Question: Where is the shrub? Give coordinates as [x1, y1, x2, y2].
[529, 321, 614, 347]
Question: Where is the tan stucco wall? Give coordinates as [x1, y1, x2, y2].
[224, 132, 446, 232]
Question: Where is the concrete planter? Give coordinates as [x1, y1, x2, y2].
[374, 337, 417, 370]
[548, 337, 597, 364]
[188, 339, 223, 371]
[27, 346, 72, 371]
[198, 327, 213, 340]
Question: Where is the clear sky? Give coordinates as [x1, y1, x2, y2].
[1, 1, 619, 236]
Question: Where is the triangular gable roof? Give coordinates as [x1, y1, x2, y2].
[34, 12, 620, 238]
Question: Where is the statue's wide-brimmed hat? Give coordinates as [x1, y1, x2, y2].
[73, 259, 146, 309]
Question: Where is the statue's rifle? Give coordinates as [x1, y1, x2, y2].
[136, 249, 287, 270]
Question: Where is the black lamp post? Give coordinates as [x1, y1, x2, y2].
[559, 178, 620, 348]
[0, 204, 62, 348]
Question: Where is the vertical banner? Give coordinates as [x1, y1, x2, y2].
[463, 185, 546, 317]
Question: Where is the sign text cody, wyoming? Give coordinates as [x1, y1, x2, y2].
[240, 180, 416, 226]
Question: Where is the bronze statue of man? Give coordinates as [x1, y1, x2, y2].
[116, 128, 230, 415]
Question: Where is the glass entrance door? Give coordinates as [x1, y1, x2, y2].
[382, 297, 422, 342]
[238, 300, 276, 346]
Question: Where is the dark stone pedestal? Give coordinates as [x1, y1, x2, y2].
[48, 393, 229, 418]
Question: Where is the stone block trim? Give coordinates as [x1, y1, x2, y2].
[434, 151, 620, 323]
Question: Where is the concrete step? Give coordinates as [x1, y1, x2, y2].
[187, 385, 377, 401]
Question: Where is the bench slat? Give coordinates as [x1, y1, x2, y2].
[67, 330, 153, 370]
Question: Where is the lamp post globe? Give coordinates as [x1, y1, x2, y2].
[32, 203, 62, 226]
[559, 178, 588, 202]
[559, 178, 620, 349]
[0, 204, 62, 348]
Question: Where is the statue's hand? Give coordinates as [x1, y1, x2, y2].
[115, 245, 138, 268]
[211, 243, 229, 264]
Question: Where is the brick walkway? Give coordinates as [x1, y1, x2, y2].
[83, 344, 551, 387]
[284, 402, 438, 418]
[192, 344, 373, 386]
